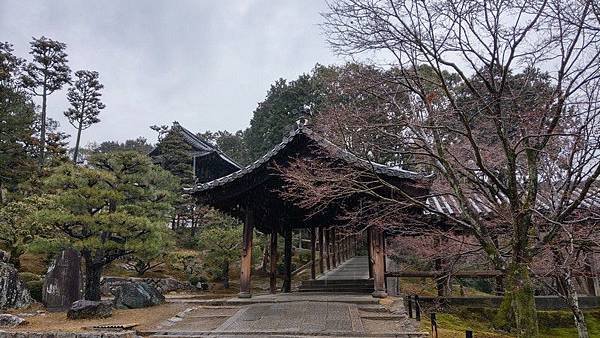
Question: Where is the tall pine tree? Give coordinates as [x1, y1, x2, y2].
[21, 36, 71, 168]
[64, 70, 105, 163]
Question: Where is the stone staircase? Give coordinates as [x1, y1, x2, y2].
[299, 256, 374, 293]
[298, 278, 374, 293]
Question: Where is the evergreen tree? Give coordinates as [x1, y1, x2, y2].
[90, 137, 153, 155]
[21, 36, 71, 168]
[36, 151, 178, 300]
[0, 42, 36, 204]
[197, 210, 243, 288]
[244, 74, 322, 160]
[153, 125, 194, 186]
[64, 70, 105, 163]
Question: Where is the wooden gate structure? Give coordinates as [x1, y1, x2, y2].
[191, 124, 430, 298]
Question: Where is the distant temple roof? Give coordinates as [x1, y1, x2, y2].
[149, 121, 240, 169]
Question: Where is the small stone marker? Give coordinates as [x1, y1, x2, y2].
[42, 248, 82, 311]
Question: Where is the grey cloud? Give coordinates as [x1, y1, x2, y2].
[0, 0, 340, 147]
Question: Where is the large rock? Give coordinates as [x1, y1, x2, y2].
[0, 262, 33, 309]
[0, 314, 27, 327]
[112, 282, 165, 309]
[43, 249, 82, 311]
[67, 300, 112, 320]
[101, 276, 190, 296]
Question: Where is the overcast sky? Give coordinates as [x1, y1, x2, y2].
[1, 0, 341, 146]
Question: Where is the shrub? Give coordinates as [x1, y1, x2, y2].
[18, 272, 42, 283]
[26, 279, 44, 302]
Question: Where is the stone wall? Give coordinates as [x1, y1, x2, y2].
[100, 276, 190, 295]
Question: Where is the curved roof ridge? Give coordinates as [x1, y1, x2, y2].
[172, 122, 241, 169]
[191, 125, 431, 192]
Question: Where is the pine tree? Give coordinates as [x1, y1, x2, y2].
[36, 151, 178, 300]
[64, 70, 105, 163]
[21, 36, 71, 168]
[0, 42, 36, 204]
[155, 126, 194, 186]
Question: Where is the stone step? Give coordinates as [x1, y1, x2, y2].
[150, 330, 428, 337]
[298, 288, 374, 293]
[301, 279, 373, 286]
[358, 304, 389, 313]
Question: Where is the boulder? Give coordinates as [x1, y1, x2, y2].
[43, 249, 82, 311]
[112, 282, 165, 309]
[0, 262, 33, 309]
[67, 300, 112, 320]
[0, 314, 27, 327]
[101, 276, 190, 296]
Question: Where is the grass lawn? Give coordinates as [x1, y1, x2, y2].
[419, 308, 600, 337]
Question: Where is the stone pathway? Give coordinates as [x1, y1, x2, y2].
[148, 293, 427, 337]
[318, 256, 370, 280]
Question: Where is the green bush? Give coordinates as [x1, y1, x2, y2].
[26, 279, 44, 302]
[297, 251, 311, 264]
[18, 272, 42, 283]
[189, 275, 207, 286]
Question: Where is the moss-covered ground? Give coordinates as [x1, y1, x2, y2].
[419, 307, 600, 337]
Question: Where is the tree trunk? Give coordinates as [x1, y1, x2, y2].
[83, 258, 103, 301]
[39, 87, 47, 168]
[0, 181, 5, 206]
[9, 247, 21, 269]
[73, 119, 83, 163]
[260, 234, 269, 274]
[222, 260, 230, 289]
[494, 262, 539, 337]
[561, 272, 590, 338]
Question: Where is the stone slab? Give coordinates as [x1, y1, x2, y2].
[212, 301, 365, 335]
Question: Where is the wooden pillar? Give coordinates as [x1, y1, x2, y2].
[282, 227, 292, 293]
[371, 227, 387, 298]
[342, 237, 347, 261]
[324, 228, 331, 271]
[318, 227, 325, 273]
[331, 228, 337, 267]
[269, 229, 278, 294]
[367, 229, 373, 279]
[310, 228, 316, 280]
[239, 209, 254, 298]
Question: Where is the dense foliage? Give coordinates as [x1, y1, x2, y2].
[34, 152, 178, 300]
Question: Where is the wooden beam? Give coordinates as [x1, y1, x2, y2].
[269, 229, 278, 294]
[282, 228, 292, 293]
[371, 227, 387, 298]
[310, 228, 316, 280]
[318, 227, 324, 273]
[384, 271, 503, 278]
[239, 209, 254, 298]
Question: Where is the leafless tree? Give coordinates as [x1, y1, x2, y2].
[281, 1, 600, 336]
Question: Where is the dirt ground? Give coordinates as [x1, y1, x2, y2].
[6, 302, 190, 333]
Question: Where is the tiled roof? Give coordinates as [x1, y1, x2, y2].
[425, 184, 600, 217]
[150, 122, 241, 169]
[191, 125, 431, 192]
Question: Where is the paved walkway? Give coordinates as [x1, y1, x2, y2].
[318, 256, 370, 280]
[150, 294, 425, 337]
[150, 257, 427, 337]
